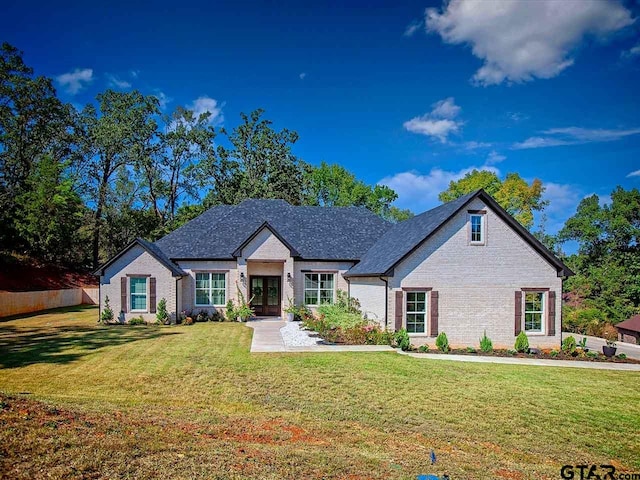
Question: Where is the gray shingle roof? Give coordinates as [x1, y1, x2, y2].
[345, 192, 477, 276]
[94, 237, 186, 277]
[154, 199, 392, 261]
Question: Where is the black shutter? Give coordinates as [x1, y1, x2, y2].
[149, 277, 157, 314]
[547, 290, 556, 336]
[430, 291, 439, 337]
[515, 291, 522, 336]
[121, 277, 128, 313]
[395, 291, 403, 331]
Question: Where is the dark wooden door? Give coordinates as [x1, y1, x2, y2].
[250, 276, 281, 316]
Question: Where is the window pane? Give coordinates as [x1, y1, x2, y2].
[195, 272, 210, 289]
[304, 274, 318, 289]
[471, 215, 483, 242]
[196, 289, 210, 305]
[130, 278, 147, 294]
[524, 292, 544, 332]
[319, 289, 333, 304]
[212, 290, 225, 305]
[305, 290, 318, 305]
[131, 294, 146, 311]
[320, 274, 334, 289]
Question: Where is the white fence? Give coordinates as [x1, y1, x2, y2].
[0, 287, 98, 318]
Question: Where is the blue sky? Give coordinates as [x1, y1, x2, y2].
[4, 0, 640, 234]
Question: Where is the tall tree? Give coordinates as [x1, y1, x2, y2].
[439, 169, 546, 229]
[79, 90, 160, 268]
[306, 162, 412, 222]
[558, 187, 640, 323]
[204, 109, 307, 206]
[0, 42, 77, 253]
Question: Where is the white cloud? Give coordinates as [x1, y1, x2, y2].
[486, 150, 506, 164]
[403, 97, 463, 142]
[627, 169, 640, 178]
[130, 69, 140, 78]
[153, 91, 171, 110]
[463, 141, 492, 150]
[107, 74, 132, 89]
[513, 126, 640, 149]
[621, 43, 640, 59]
[380, 163, 500, 212]
[56, 68, 93, 94]
[404, 20, 423, 37]
[187, 96, 224, 125]
[425, 0, 635, 86]
[508, 112, 529, 122]
[299, 72, 307, 80]
[541, 182, 583, 233]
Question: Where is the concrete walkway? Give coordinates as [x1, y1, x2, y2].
[247, 320, 640, 370]
[247, 319, 394, 353]
[562, 332, 640, 360]
[397, 351, 640, 371]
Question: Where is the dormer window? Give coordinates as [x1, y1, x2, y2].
[469, 211, 486, 245]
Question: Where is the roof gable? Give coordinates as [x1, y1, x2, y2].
[232, 222, 300, 258]
[346, 190, 573, 278]
[93, 238, 185, 277]
[616, 315, 640, 333]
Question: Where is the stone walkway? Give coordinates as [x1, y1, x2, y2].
[247, 320, 640, 370]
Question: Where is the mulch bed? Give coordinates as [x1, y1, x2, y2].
[414, 348, 640, 364]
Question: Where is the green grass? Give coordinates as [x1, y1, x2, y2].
[1, 307, 639, 479]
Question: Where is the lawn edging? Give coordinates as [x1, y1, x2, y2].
[397, 350, 640, 371]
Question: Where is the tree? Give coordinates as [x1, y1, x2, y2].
[305, 162, 412, 222]
[557, 187, 640, 323]
[0, 42, 77, 254]
[14, 155, 88, 264]
[203, 109, 307, 206]
[79, 90, 160, 268]
[439, 170, 546, 230]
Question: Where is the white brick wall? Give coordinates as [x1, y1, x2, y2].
[386, 198, 563, 349]
[176, 260, 238, 317]
[294, 261, 355, 312]
[100, 245, 177, 323]
[349, 277, 386, 326]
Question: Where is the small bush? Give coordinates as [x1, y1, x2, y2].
[129, 316, 144, 326]
[196, 310, 209, 322]
[514, 331, 529, 353]
[156, 298, 169, 325]
[100, 296, 114, 324]
[210, 310, 222, 322]
[466, 346, 476, 353]
[586, 351, 598, 359]
[550, 349, 559, 357]
[562, 336, 577, 355]
[225, 300, 235, 321]
[364, 326, 394, 345]
[418, 345, 429, 353]
[479, 331, 493, 353]
[616, 353, 627, 360]
[395, 328, 411, 351]
[506, 349, 517, 356]
[435, 332, 449, 353]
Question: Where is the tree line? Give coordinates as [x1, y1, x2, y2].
[1, 41, 638, 329]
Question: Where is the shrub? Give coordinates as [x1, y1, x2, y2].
[586, 351, 598, 359]
[156, 298, 169, 325]
[479, 331, 493, 353]
[418, 344, 429, 353]
[506, 349, 517, 356]
[100, 296, 114, 324]
[196, 310, 209, 322]
[316, 304, 364, 330]
[514, 331, 529, 353]
[129, 316, 144, 326]
[435, 332, 449, 353]
[364, 326, 394, 345]
[564, 307, 608, 336]
[550, 349, 559, 357]
[562, 336, 577, 355]
[225, 300, 235, 321]
[466, 346, 476, 353]
[394, 328, 411, 351]
[335, 290, 361, 314]
[616, 353, 627, 360]
[210, 310, 222, 322]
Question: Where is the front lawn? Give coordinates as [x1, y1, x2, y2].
[1, 307, 638, 479]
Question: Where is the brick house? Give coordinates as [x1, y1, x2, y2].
[95, 189, 573, 348]
[615, 315, 640, 344]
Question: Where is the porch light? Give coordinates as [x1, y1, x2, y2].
[287, 272, 292, 281]
[240, 272, 245, 281]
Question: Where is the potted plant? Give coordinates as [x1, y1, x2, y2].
[603, 338, 617, 358]
[284, 297, 296, 322]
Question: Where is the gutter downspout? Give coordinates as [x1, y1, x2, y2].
[175, 276, 180, 325]
[98, 278, 101, 323]
[379, 276, 389, 330]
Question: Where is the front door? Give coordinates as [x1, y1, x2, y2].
[249, 276, 281, 316]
